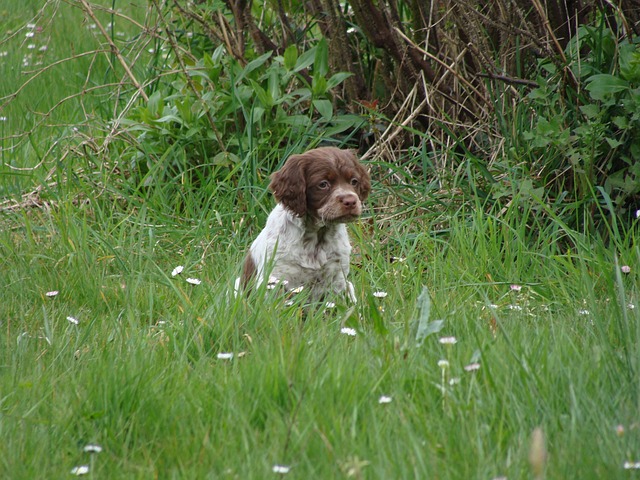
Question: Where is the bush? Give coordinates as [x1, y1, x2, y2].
[495, 14, 640, 232]
[120, 37, 364, 189]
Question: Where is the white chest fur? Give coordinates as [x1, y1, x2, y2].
[249, 204, 353, 298]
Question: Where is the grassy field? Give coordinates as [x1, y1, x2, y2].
[2, 2, 640, 479]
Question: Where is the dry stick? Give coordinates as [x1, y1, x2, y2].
[78, 0, 148, 102]
[217, 10, 239, 61]
[361, 82, 428, 162]
[72, 1, 149, 31]
[530, 0, 566, 62]
[394, 27, 488, 105]
[477, 72, 538, 87]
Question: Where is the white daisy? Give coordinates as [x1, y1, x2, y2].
[171, 265, 184, 277]
[378, 395, 393, 404]
[439, 336, 457, 345]
[372, 291, 388, 298]
[70, 465, 89, 475]
[464, 362, 481, 372]
[217, 352, 234, 360]
[66, 316, 79, 325]
[340, 327, 357, 336]
[272, 465, 291, 474]
[437, 359, 449, 369]
[186, 277, 201, 285]
[45, 290, 59, 297]
[83, 444, 102, 453]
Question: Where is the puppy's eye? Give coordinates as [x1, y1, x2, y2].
[350, 178, 359, 186]
[318, 180, 330, 189]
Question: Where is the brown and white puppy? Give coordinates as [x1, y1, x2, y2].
[236, 147, 370, 301]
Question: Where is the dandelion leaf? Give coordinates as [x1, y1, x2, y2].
[414, 286, 444, 346]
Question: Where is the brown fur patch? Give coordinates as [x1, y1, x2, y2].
[240, 253, 256, 289]
[269, 147, 370, 219]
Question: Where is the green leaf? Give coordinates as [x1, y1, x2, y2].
[295, 46, 317, 73]
[237, 52, 272, 83]
[605, 137, 624, 149]
[212, 152, 240, 167]
[312, 75, 328, 96]
[249, 80, 272, 107]
[251, 106, 265, 124]
[414, 287, 444, 347]
[268, 68, 280, 104]
[619, 42, 640, 83]
[147, 91, 163, 118]
[278, 114, 311, 127]
[312, 99, 333, 121]
[313, 38, 329, 78]
[327, 72, 353, 89]
[585, 74, 629, 101]
[579, 104, 600, 119]
[612, 116, 629, 129]
[367, 295, 388, 336]
[154, 114, 182, 125]
[283, 45, 298, 71]
[325, 114, 366, 135]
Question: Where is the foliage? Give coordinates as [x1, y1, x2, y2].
[518, 18, 640, 227]
[121, 37, 363, 188]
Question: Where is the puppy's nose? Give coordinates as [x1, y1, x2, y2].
[339, 193, 358, 209]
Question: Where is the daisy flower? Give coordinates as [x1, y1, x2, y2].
[464, 362, 481, 372]
[437, 359, 449, 369]
[71, 465, 89, 475]
[272, 465, 291, 474]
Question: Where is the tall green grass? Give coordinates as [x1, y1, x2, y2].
[2, 173, 640, 478]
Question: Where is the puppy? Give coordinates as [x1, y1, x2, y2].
[237, 147, 370, 301]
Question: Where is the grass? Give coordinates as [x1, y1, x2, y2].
[2, 188, 640, 478]
[2, 2, 640, 479]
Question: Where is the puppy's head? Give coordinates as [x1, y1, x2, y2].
[269, 147, 370, 222]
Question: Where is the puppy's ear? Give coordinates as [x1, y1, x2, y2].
[349, 151, 371, 202]
[269, 155, 307, 216]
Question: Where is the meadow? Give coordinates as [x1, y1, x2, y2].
[1, 1, 640, 479]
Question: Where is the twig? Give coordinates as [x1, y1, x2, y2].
[78, 0, 148, 102]
[477, 72, 538, 87]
